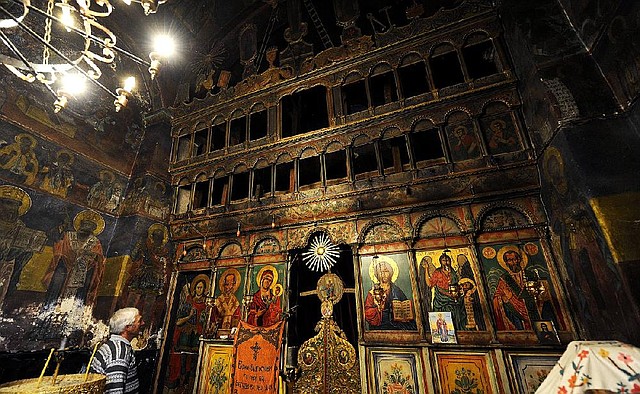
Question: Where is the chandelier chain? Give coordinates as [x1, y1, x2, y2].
[43, 0, 55, 65]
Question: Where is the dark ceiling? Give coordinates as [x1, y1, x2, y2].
[0, 0, 467, 122]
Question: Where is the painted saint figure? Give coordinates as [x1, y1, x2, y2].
[486, 119, 517, 155]
[247, 266, 282, 327]
[0, 185, 46, 312]
[0, 134, 39, 185]
[436, 313, 449, 342]
[87, 170, 116, 209]
[212, 268, 241, 333]
[121, 223, 172, 328]
[42, 210, 105, 309]
[40, 150, 75, 198]
[425, 253, 466, 329]
[491, 248, 538, 330]
[166, 274, 211, 392]
[449, 124, 480, 161]
[364, 256, 417, 330]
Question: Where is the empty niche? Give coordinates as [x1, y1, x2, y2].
[281, 86, 329, 137]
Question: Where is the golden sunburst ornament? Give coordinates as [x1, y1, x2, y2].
[303, 233, 340, 272]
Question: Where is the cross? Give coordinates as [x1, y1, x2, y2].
[250, 341, 262, 361]
[299, 273, 355, 318]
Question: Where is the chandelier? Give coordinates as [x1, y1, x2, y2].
[0, 0, 172, 113]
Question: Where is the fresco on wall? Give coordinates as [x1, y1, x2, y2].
[161, 271, 213, 394]
[0, 125, 132, 214]
[40, 149, 75, 198]
[541, 146, 637, 341]
[595, 2, 640, 107]
[479, 242, 564, 332]
[42, 209, 106, 310]
[0, 184, 118, 350]
[0, 180, 169, 351]
[509, 0, 582, 61]
[119, 223, 173, 332]
[0, 134, 39, 185]
[416, 247, 485, 331]
[0, 185, 47, 312]
[361, 253, 418, 331]
[559, 0, 614, 50]
[245, 264, 284, 327]
[87, 170, 125, 213]
[122, 176, 172, 219]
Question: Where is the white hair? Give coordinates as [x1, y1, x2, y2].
[109, 307, 139, 334]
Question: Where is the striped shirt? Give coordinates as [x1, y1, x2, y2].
[90, 335, 139, 394]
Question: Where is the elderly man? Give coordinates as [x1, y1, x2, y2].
[91, 307, 143, 394]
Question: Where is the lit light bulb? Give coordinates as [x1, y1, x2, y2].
[153, 35, 175, 58]
[61, 73, 86, 96]
[236, 223, 241, 237]
[55, 72, 86, 112]
[114, 77, 135, 111]
[123, 76, 136, 92]
[57, 1, 75, 32]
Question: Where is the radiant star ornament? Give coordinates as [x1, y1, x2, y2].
[302, 233, 340, 272]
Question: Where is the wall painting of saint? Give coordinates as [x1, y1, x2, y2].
[416, 247, 486, 332]
[210, 266, 246, 337]
[159, 271, 213, 393]
[245, 263, 284, 327]
[479, 242, 566, 333]
[361, 253, 418, 332]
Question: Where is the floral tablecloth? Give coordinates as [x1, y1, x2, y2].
[536, 341, 640, 393]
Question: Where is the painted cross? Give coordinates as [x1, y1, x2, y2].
[250, 340, 262, 361]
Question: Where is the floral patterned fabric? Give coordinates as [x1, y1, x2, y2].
[536, 341, 640, 393]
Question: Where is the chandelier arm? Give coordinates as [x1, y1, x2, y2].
[0, 0, 28, 29]
[0, 31, 57, 97]
[0, 4, 117, 98]
[0, 30, 58, 97]
[13, 0, 152, 67]
[0, 29, 36, 78]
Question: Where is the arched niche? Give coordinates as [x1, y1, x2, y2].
[253, 236, 282, 255]
[478, 206, 530, 233]
[411, 119, 445, 165]
[462, 31, 499, 80]
[359, 219, 405, 249]
[369, 62, 398, 107]
[398, 52, 429, 98]
[429, 42, 465, 89]
[219, 241, 243, 259]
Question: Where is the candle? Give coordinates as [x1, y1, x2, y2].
[52, 360, 61, 385]
[85, 342, 100, 382]
[37, 348, 55, 388]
